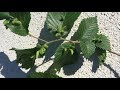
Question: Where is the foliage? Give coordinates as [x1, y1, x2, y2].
[27, 72, 61, 78]
[1, 12, 31, 36]
[0, 12, 111, 78]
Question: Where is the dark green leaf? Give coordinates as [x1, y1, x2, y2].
[27, 71, 61, 78]
[94, 34, 111, 50]
[12, 44, 48, 69]
[9, 12, 31, 30]
[80, 41, 96, 58]
[13, 48, 37, 69]
[46, 12, 81, 38]
[4, 12, 31, 36]
[47, 42, 79, 73]
[77, 17, 98, 41]
[4, 19, 28, 36]
[96, 48, 106, 65]
[0, 12, 12, 20]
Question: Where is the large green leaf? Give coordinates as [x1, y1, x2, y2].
[93, 34, 111, 50]
[27, 72, 61, 78]
[77, 17, 98, 41]
[3, 12, 31, 36]
[0, 12, 12, 20]
[80, 41, 96, 59]
[77, 17, 98, 58]
[46, 12, 81, 38]
[96, 48, 106, 65]
[47, 42, 79, 73]
[12, 44, 48, 69]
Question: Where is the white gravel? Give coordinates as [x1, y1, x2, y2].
[0, 12, 120, 78]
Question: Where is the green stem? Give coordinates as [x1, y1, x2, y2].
[29, 33, 120, 57]
[29, 33, 48, 43]
[60, 38, 80, 44]
[46, 38, 63, 44]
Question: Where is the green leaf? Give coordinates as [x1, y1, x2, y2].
[80, 41, 96, 58]
[12, 44, 48, 69]
[0, 12, 12, 20]
[9, 12, 31, 30]
[46, 12, 81, 38]
[77, 17, 98, 41]
[96, 48, 106, 65]
[93, 34, 111, 50]
[13, 48, 37, 69]
[27, 72, 61, 78]
[47, 42, 79, 73]
[63, 12, 81, 31]
[4, 12, 31, 36]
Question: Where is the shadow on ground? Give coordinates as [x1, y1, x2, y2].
[38, 24, 63, 62]
[0, 24, 119, 78]
[103, 63, 119, 78]
[0, 52, 26, 78]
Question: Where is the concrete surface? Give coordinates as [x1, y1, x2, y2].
[0, 12, 120, 78]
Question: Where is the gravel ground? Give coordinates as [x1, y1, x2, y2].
[0, 12, 120, 78]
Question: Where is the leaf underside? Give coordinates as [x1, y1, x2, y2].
[46, 12, 81, 38]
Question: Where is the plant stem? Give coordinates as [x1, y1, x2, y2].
[29, 33, 120, 57]
[61, 38, 80, 44]
[46, 38, 63, 44]
[29, 33, 48, 43]
[46, 38, 80, 44]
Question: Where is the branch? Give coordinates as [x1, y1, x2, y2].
[46, 38, 63, 44]
[29, 33, 120, 57]
[29, 33, 48, 43]
[46, 38, 80, 44]
[61, 38, 80, 44]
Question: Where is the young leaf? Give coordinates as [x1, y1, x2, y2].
[96, 48, 106, 65]
[47, 42, 79, 73]
[0, 12, 12, 20]
[46, 12, 81, 38]
[4, 19, 28, 36]
[4, 12, 31, 36]
[27, 71, 61, 78]
[9, 12, 31, 30]
[80, 41, 96, 59]
[77, 17, 98, 41]
[12, 44, 48, 69]
[93, 34, 111, 50]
